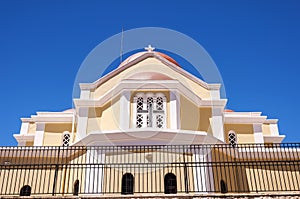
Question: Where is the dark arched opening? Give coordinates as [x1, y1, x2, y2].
[121, 173, 134, 194]
[73, 179, 79, 196]
[220, 179, 228, 193]
[164, 173, 177, 194]
[20, 185, 31, 196]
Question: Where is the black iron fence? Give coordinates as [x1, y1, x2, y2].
[0, 143, 300, 196]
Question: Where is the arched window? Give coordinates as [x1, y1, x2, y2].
[121, 173, 134, 195]
[228, 130, 237, 147]
[156, 96, 164, 110]
[62, 131, 71, 147]
[137, 97, 143, 111]
[147, 97, 153, 110]
[164, 173, 177, 194]
[73, 179, 79, 196]
[20, 185, 31, 196]
[220, 179, 228, 193]
[133, 93, 166, 128]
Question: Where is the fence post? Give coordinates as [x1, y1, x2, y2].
[183, 146, 189, 193]
[52, 147, 60, 196]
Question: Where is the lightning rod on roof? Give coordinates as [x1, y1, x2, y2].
[120, 27, 124, 63]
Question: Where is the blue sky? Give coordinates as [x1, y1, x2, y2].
[0, 0, 300, 146]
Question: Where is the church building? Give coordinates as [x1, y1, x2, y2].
[1, 45, 298, 197]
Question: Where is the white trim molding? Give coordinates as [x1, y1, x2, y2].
[13, 134, 35, 146]
[74, 80, 227, 109]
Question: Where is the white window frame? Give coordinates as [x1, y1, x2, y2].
[132, 92, 167, 129]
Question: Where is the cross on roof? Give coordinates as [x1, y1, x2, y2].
[144, 44, 155, 52]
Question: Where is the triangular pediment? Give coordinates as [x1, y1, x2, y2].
[79, 51, 220, 101]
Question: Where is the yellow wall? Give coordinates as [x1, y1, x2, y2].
[262, 124, 272, 135]
[43, 123, 73, 146]
[211, 149, 239, 192]
[0, 152, 86, 196]
[180, 95, 212, 132]
[199, 107, 212, 132]
[103, 151, 194, 193]
[28, 122, 36, 134]
[224, 124, 255, 144]
[86, 97, 120, 133]
[26, 141, 34, 146]
[92, 58, 211, 100]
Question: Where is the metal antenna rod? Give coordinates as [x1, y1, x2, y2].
[120, 27, 124, 63]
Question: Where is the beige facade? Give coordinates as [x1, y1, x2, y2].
[7, 46, 293, 197]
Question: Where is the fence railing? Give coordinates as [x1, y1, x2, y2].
[0, 143, 300, 196]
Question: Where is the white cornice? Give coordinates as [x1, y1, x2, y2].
[264, 119, 279, 124]
[31, 115, 73, 123]
[224, 112, 262, 116]
[72, 129, 224, 146]
[224, 112, 280, 124]
[224, 116, 267, 124]
[74, 79, 227, 109]
[79, 52, 220, 91]
[13, 134, 35, 142]
[263, 135, 285, 143]
[21, 112, 75, 123]
[21, 118, 33, 122]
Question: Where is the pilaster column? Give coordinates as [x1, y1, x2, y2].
[253, 123, 264, 143]
[80, 89, 90, 99]
[34, 123, 45, 146]
[119, 90, 131, 130]
[210, 107, 225, 141]
[18, 122, 30, 146]
[269, 123, 279, 135]
[85, 148, 105, 194]
[193, 147, 214, 193]
[76, 107, 89, 142]
[170, 91, 180, 129]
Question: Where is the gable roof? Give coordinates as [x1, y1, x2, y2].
[80, 51, 221, 91]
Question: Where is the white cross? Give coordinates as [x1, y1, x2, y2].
[144, 44, 155, 52]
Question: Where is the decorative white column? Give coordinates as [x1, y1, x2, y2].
[193, 149, 214, 193]
[76, 107, 89, 142]
[20, 122, 29, 135]
[85, 149, 105, 194]
[269, 123, 280, 135]
[119, 90, 131, 130]
[18, 122, 30, 146]
[253, 123, 264, 143]
[210, 107, 225, 142]
[80, 89, 90, 99]
[170, 91, 180, 129]
[34, 123, 45, 146]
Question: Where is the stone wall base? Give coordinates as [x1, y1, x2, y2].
[1, 192, 300, 199]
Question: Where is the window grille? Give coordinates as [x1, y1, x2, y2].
[62, 132, 71, 147]
[228, 131, 237, 147]
[133, 93, 166, 128]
